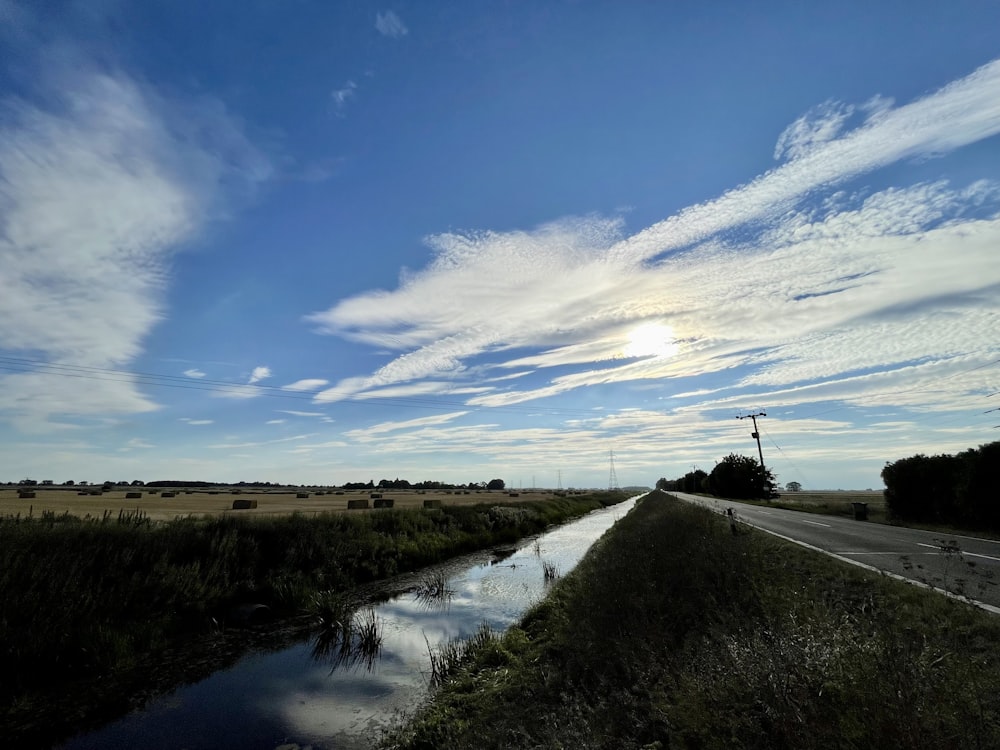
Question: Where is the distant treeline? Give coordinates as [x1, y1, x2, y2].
[882, 441, 1000, 529]
[343, 478, 507, 490]
[656, 454, 774, 499]
[141, 479, 508, 490]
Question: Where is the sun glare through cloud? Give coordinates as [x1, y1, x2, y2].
[623, 323, 679, 359]
[0, 1, 997, 492]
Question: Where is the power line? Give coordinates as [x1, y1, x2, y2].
[0, 355, 604, 418]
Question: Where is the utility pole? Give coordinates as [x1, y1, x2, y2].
[608, 449, 620, 491]
[736, 411, 769, 495]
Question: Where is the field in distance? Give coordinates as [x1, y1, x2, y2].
[0, 486, 570, 522]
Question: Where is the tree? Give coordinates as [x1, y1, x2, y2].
[706, 454, 774, 500]
[655, 477, 671, 490]
[486, 478, 505, 490]
[785, 481, 802, 492]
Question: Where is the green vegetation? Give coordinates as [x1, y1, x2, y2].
[0, 492, 627, 727]
[384, 491, 1000, 749]
[883, 440, 1000, 529]
[657, 453, 774, 499]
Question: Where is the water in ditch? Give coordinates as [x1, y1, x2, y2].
[59, 496, 639, 750]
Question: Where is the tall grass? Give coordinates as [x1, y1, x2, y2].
[310, 592, 384, 672]
[385, 491, 1000, 750]
[0, 491, 628, 723]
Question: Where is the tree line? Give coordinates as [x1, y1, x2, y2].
[655, 453, 775, 500]
[341, 478, 506, 491]
[882, 440, 1000, 529]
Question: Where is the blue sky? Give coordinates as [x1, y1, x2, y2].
[1, 1, 998, 489]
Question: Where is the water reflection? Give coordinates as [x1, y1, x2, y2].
[311, 606, 384, 674]
[412, 570, 455, 610]
[60, 496, 638, 750]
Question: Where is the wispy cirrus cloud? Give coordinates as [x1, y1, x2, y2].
[184, 368, 206, 378]
[281, 378, 329, 391]
[306, 58, 1000, 420]
[248, 366, 271, 384]
[331, 81, 357, 114]
[0, 56, 270, 429]
[179, 418, 213, 425]
[375, 10, 408, 38]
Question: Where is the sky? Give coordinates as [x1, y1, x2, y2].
[1, 1, 998, 490]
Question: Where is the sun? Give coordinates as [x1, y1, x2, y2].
[623, 323, 679, 358]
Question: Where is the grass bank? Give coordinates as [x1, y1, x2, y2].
[384, 490, 1000, 749]
[0, 492, 627, 734]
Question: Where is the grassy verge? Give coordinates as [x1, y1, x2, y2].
[384, 490, 1000, 749]
[0, 491, 627, 737]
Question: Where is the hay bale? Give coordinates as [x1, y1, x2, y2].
[17, 491, 36, 499]
[161, 492, 175, 498]
[89, 489, 102, 496]
[125, 492, 142, 499]
[508, 492, 520, 497]
[78, 491, 89, 496]
[335, 491, 345, 495]
[296, 492, 309, 498]
[348, 499, 369, 510]
[373, 498, 394, 509]
[423, 499, 442, 509]
[231, 489, 241, 494]
[232, 499, 258, 510]
[370, 492, 382, 499]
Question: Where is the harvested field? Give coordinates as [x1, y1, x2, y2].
[0, 487, 567, 522]
[735, 489, 886, 520]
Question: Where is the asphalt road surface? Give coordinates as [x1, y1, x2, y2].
[670, 491, 1000, 614]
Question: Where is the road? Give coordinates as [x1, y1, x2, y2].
[670, 491, 1000, 614]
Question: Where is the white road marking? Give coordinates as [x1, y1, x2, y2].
[915, 543, 1000, 562]
[800, 519, 831, 527]
[962, 551, 1000, 563]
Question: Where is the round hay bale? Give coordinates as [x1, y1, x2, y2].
[232, 498, 258, 510]
[125, 492, 142, 499]
[347, 498, 369, 510]
[373, 497, 394, 509]
[296, 492, 309, 498]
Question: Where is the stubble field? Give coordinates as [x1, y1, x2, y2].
[0, 486, 562, 521]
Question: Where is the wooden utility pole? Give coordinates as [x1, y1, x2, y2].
[736, 411, 768, 493]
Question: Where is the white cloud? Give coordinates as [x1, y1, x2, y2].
[266, 419, 286, 424]
[281, 378, 329, 391]
[0, 63, 269, 428]
[179, 418, 213, 425]
[248, 366, 271, 384]
[120, 437, 154, 451]
[332, 81, 357, 111]
[209, 434, 313, 450]
[184, 368, 206, 378]
[375, 10, 408, 38]
[774, 101, 855, 162]
[305, 59, 1000, 419]
[361, 411, 469, 436]
[277, 409, 326, 417]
